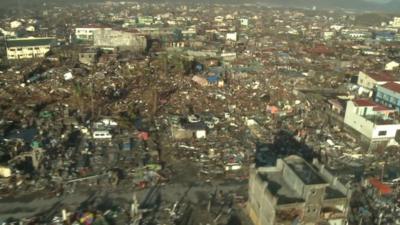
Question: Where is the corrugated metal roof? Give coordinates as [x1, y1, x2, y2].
[6, 38, 55, 48]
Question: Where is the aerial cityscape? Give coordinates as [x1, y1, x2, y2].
[1, 0, 400, 224]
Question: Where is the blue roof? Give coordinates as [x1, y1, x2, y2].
[207, 75, 220, 83]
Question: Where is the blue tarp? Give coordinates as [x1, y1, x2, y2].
[207, 75, 219, 83]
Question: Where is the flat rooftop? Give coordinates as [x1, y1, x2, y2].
[285, 157, 327, 185]
[325, 186, 347, 199]
[6, 38, 55, 48]
[258, 172, 305, 205]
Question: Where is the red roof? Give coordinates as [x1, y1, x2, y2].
[78, 24, 110, 29]
[352, 99, 394, 112]
[353, 99, 379, 107]
[381, 82, 400, 93]
[308, 45, 332, 55]
[369, 178, 392, 195]
[368, 72, 397, 82]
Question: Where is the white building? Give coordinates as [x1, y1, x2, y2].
[392, 17, 400, 28]
[6, 37, 54, 60]
[323, 31, 335, 40]
[220, 52, 237, 61]
[0, 28, 16, 37]
[226, 32, 238, 42]
[10, 21, 22, 29]
[214, 16, 224, 23]
[26, 26, 35, 32]
[239, 18, 249, 26]
[344, 99, 400, 142]
[357, 71, 399, 94]
[385, 61, 400, 71]
[75, 26, 111, 41]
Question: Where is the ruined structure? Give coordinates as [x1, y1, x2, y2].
[93, 29, 147, 52]
[248, 155, 351, 225]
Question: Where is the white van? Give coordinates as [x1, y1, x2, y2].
[93, 131, 112, 139]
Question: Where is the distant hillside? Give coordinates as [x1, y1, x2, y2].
[259, 0, 400, 12]
[2, 0, 400, 13]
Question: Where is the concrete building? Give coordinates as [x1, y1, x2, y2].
[93, 29, 147, 52]
[392, 17, 400, 28]
[137, 16, 154, 26]
[10, 21, 22, 29]
[240, 18, 249, 26]
[79, 48, 99, 66]
[376, 82, 400, 111]
[344, 99, 400, 143]
[226, 32, 238, 42]
[75, 27, 111, 41]
[385, 61, 399, 71]
[357, 71, 399, 95]
[248, 155, 350, 225]
[342, 29, 371, 40]
[5, 37, 55, 60]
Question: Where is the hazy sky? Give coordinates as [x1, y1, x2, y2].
[364, 0, 393, 3]
[1, 0, 400, 12]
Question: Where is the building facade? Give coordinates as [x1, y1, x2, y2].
[248, 155, 350, 225]
[75, 27, 111, 41]
[357, 71, 399, 94]
[5, 37, 54, 60]
[375, 82, 400, 111]
[344, 99, 400, 142]
[392, 17, 400, 28]
[93, 29, 147, 52]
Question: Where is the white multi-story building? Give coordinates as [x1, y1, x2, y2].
[392, 17, 400, 28]
[344, 99, 400, 142]
[75, 26, 111, 41]
[5, 37, 55, 60]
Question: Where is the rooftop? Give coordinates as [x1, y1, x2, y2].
[352, 99, 394, 112]
[284, 156, 327, 185]
[368, 72, 397, 82]
[6, 38, 55, 48]
[258, 172, 305, 205]
[380, 82, 400, 94]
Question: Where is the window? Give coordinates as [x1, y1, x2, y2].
[378, 131, 387, 136]
[28, 48, 33, 50]
[17, 48, 22, 51]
